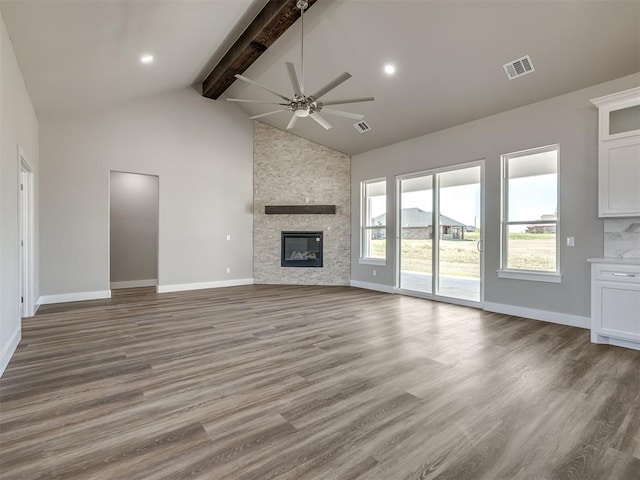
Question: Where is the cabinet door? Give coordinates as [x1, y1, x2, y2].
[599, 136, 640, 217]
[593, 280, 640, 341]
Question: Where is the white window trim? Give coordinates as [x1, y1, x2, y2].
[359, 257, 386, 266]
[360, 178, 387, 264]
[500, 144, 560, 281]
[497, 269, 562, 283]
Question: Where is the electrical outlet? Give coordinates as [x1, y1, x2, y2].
[566, 236, 575, 247]
[372, 270, 377, 277]
[226, 267, 231, 274]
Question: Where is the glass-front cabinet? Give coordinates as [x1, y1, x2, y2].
[591, 87, 640, 217]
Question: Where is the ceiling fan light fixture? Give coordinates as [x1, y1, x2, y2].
[227, 0, 374, 131]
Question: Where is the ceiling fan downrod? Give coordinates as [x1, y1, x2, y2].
[297, 0, 308, 98]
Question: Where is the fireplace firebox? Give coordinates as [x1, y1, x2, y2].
[281, 231, 323, 267]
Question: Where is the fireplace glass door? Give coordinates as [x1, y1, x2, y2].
[281, 232, 323, 267]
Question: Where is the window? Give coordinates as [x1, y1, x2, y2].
[360, 179, 387, 264]
[500, 145, 560, 282]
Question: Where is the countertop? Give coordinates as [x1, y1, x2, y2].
[588, 257, 640, 265]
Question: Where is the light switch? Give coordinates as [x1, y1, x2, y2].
[566, 236, 575, 247]
[226, 234, 231, 241]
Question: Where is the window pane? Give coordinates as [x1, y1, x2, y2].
[365, 181, 386, 227]
[399, 175, 433, 293]
[503, 146, 559, 273]
[364, 228, 386, 259]
[362, 179, 386, 259]
[507, 150, 557, 222]
[507, 224, 556, 271]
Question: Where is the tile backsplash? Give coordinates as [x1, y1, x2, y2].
[604, 218, 640, 258]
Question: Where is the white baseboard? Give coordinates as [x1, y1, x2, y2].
[483, 302, 589, 329]
[110, 279, 157, 289]
[0, 326, 21, 378]
[350, 280, 396, 294]
[157, 278, 254, 293]
[37, 290, 112, 305]
[604, 337, 640, 351]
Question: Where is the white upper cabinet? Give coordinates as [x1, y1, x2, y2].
[591, 87, 640, 217]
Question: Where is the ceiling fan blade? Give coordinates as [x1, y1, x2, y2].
[234, 74, 291, 102]
[309, 112, 332, 130]
[249, 110, 287, 120]
[310, 72, 352, 101]
[321, 108, 364, 120]
[227, 98, 287, 105]
[285, 62, 302, 97]
[320, 96, 375, 106]
[286, 113, 298, 130]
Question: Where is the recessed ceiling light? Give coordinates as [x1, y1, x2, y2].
[384, 63, 396, 75]
[140, 54, 154, 65]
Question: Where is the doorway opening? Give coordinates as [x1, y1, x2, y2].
[397, 161, 484, 305]
[109, 171, 159, 290]
[18, 148, 35, 317]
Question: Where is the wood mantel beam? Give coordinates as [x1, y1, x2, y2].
[202, 0, 318, 100]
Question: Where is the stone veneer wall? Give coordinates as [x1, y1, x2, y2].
[253, 122, 350, 285]
[604, 217, 640, 258]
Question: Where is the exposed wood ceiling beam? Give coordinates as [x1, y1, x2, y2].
[202, 0, 318, 100]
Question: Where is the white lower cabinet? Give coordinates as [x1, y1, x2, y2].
[591, 262, 640, 349]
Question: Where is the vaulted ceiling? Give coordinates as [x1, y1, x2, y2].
[2, 0, 639, 155]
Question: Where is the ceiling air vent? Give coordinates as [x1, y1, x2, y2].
[354, 121, 371, 133]
[503, 55, 535, 80]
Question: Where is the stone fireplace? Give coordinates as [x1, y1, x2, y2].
[253, 122, 350, 285]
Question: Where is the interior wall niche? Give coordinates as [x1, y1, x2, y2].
[109, 171, 159, 288]
[253, 122, 350, 285]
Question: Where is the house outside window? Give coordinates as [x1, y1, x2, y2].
[499, 145, 560, 283]
[360, 179, 386, 264]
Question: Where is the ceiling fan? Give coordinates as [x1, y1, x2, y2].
[227, 0, 374, 130]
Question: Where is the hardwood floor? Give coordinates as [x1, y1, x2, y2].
[1, 285, 639, 479]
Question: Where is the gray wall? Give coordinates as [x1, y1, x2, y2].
[40, 87, 254, 296]
[351, 73, 640, 318]
[0, 11, 39, 373]
[254, 122, 350, 285]
[109, 171, 159, 285]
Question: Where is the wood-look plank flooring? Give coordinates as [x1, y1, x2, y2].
[1, 285, 640, 479]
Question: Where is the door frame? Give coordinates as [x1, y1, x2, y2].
[18, 146, 36, 317]
[395, 159, 485, 308]
[108, 170, 160, 291]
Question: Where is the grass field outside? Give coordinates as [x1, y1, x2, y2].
[372, 231, 556, 279]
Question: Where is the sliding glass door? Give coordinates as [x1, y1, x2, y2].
[399, 175, 434, 294]
[436, 166, 482, 301]
[398, 163, 483, 304]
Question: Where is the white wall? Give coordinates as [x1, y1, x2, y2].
[110, 171, 158, 286]
[351, 73, 640, 321]
[0, 12, 39, 376]
[39, 87, 253, 299]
